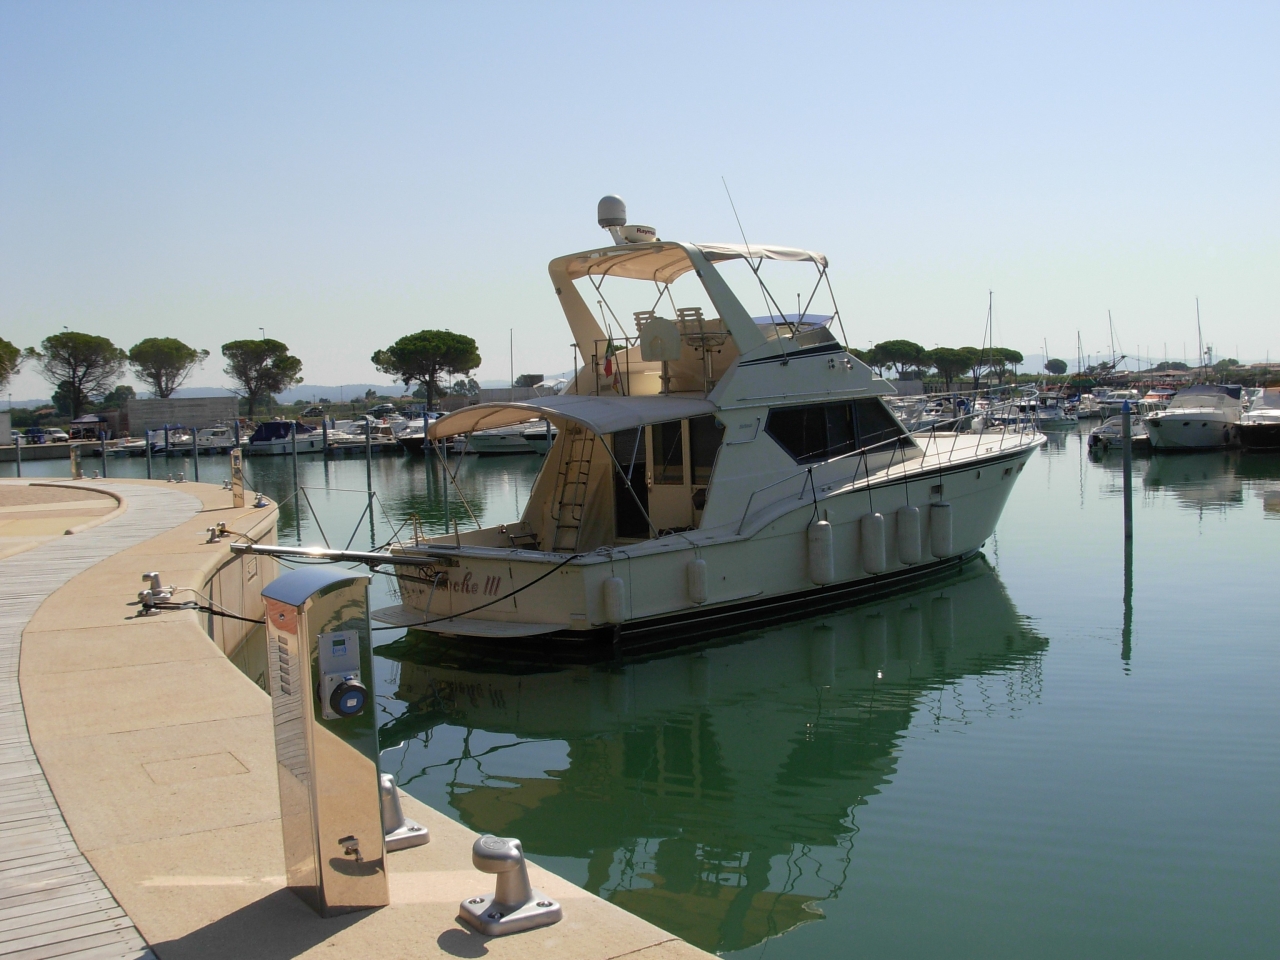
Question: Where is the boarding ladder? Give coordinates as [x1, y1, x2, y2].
[550, 425, 595, 552]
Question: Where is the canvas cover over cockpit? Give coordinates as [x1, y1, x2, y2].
[427, 394, 718, 440]
[555, 241, 828, 285]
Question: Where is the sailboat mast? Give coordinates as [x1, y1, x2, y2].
[1196, 297, 1203, 380]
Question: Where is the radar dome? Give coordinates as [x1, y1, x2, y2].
[597, 195, 627, 228]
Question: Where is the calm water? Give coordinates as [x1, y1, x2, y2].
[10, 433, 1278, 957]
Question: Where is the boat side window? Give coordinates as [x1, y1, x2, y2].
[652, 420, 684, 485]
[766, 399, 905, 464]
[689, 415, 724, 485]
[853, 398, 906, 451]
[765, 404, 830, 464]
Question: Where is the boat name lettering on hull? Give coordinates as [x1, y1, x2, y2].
[450, 572, 502, 596]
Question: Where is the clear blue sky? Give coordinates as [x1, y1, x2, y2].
[2, 2, 1276, 399]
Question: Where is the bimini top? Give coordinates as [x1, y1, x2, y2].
[554, 241, 828, 286]
[428, 394, 718, 440]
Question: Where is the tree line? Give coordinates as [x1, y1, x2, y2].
[0, 329, 484, 421]
[851, 339, 1069, 389]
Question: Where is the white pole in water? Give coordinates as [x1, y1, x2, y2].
[1121, 400, 1133, 542]
[365, 425, 374, 530]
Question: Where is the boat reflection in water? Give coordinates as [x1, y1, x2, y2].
[1141, 449, 1280, 515]
[376, 560, 1046, 954]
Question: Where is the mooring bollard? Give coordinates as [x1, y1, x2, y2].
[380, 773, 429, 851]
[459, 835, 562, 936]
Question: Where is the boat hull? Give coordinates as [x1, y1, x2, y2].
[1146, 414, 1239, 450]
[246, 436, 325, 456]
[386, 442, 1039, 646]
[1239, 421, 1280, 450]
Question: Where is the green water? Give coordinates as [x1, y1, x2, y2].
[11, 434, 1277, 957]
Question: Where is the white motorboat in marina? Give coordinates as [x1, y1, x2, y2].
[360, 197, 1045, 643]
[246, 420, 324, 455]
[1238, 387, 1280, 450]
[467, 424, 540, 455]
[1088, 414, 1150, 451]
[1145, 384, 1244, 451]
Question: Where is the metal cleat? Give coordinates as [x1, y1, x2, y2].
[459, 835, 561, 936]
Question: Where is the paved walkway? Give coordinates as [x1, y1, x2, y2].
[0, 482, 200, 960]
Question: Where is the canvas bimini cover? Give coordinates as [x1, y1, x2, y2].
[427, 394, 718, 440]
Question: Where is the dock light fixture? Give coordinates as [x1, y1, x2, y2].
[459, 835, 562, 936]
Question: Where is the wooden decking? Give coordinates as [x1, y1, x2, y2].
[0, 482, 200, 960]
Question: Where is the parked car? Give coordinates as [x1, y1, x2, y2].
[300, 405, 326, 418]
[367, 402, 398, 417]
[43, 427, 70, 442]
[23, 427, 48, 444]
[9, 429, 23, 446]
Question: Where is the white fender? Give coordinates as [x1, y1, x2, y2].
[896, 505, 921, 564]
[602, 576, 626, 624]
[930, 502, 953, 558]
[807, 520, 834, 585]
[686, 558, 708, 604]
[861, 512, 886, 574]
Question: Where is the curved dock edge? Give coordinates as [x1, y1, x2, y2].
[15, 480, 713, 960]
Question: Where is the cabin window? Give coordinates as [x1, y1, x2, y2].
[854, 398, 906, 451]
[689, 415, 724, 485]
[652, 420, 684, 485]
[766, 399, 906, 464]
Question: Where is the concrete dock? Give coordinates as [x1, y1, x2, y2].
[1, 478, 711, 960]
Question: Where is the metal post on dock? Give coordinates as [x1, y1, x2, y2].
[145, 431, 152, 479]
[1121, 400, 1133, 541]
[192, 429, 199, 482]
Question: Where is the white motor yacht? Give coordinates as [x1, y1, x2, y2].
[246, 420, 324, 455]
[362, 197, 1045, 644]
[1238, 387, 1280, 450]
[467, 424, 540, 455]
[1145, 385, 1244, 451]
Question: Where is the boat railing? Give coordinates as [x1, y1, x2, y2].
[734, 397, 1042, 536]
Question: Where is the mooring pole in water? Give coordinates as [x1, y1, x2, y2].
[291, 420, 300, 497]
[163, 424, 169, 456]
[1122, 536, 1134, 668]
[1121, 400, 1133, 541]
[365, 427, 374, 543]
[13, 434, 21, 478]
[100, 434, 108, 478]
[145, 430, 152, 479]
[322, 417, 328, 456]
[191, 429, 199, 482]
